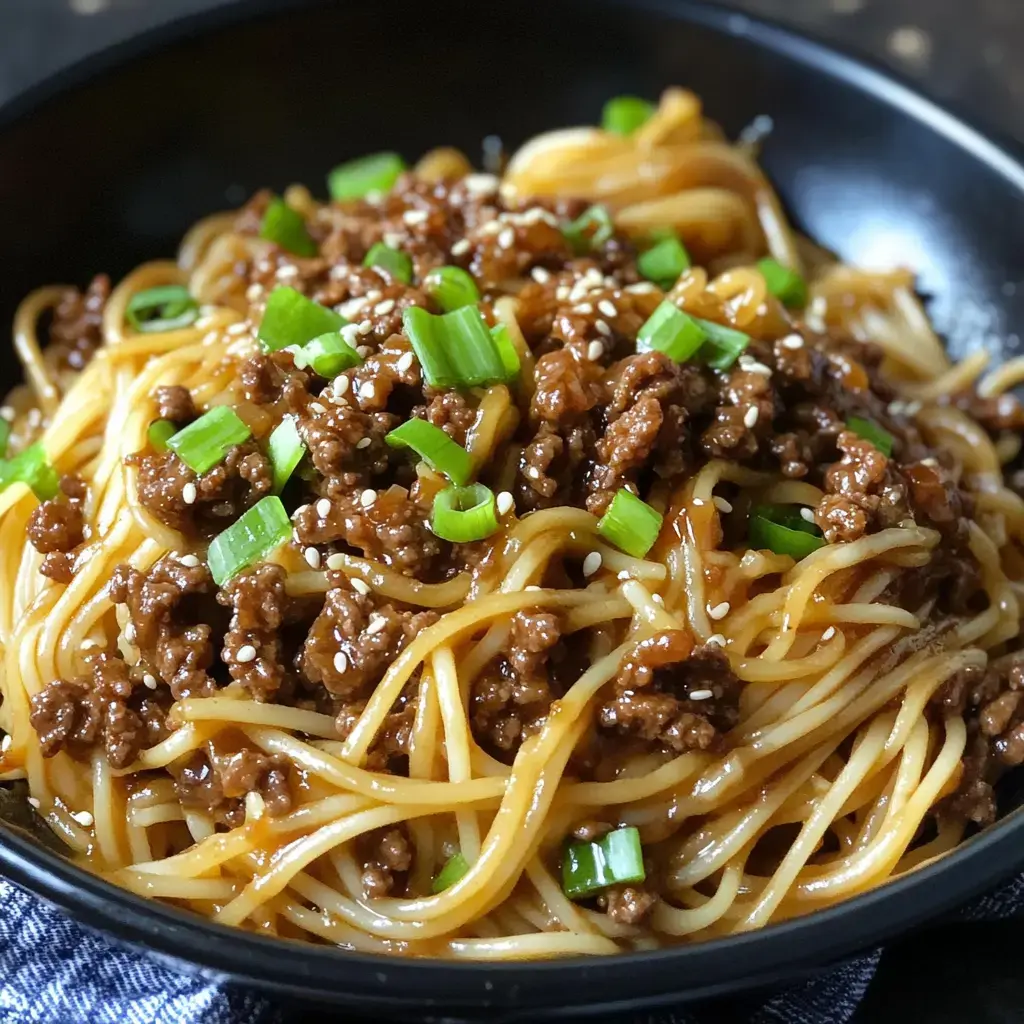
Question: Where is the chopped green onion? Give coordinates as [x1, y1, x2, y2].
[757, 257, 808, 308]
[295, 332, 362, 378]
[0, 419, 10, 459]
[845, 416, 894, 457]
[259, 197, 317, 257]
[148, 420, 176, 453]
[166, 406, 252, 475]
[491, 323, 521, 380]
[562, 826, 645, 899]
[0, 443, 59, 500]
[267, 416, 305, 494]
[431, 483, 499, 543]
[638, 232, 690, 289]
[257, 286, 347, 353]
[636, 301, 706, 363]
[207, 496, 291, 586]
[386, 419, 472, 486]
[748, 504, 825, 560]
[364, 242, 413, 284]
[597, 489, 663, 558]
[693, 317, 751, 370]
[602, 96, 656, 137]
[126, 285, 199, 334]
[402, 306, 514, 389]
[328, 151, 406, 201]
[425, 266, 480, 312]
[563, 205, 614, 255]
[431, 852, 469, 894]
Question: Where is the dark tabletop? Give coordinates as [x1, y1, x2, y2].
[4, 2, 1024, 1022]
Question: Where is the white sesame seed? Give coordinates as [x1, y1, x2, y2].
[275, 265, 299, 281]
[586, 341, 604, 361]
[396, 351, 415, 374]
[582, 551, 603, 578]
[374, 299, 396, 316]
[822, 626, 837, 641]
[691, 497, 705, 507]
[598, 300, 617, 319]
[921, 457, 938, 467]
[226, 322, 249, 336]
[383, 231, 404, 249]
[689, 689, 714, 701]
[888, 401, 906, 416]
[452, 238, 471, 256]
[464, 173, 499, 195]
[706, 634, 727, 647]
[366, 615, 387, 636]
[27, 797, 40, 809]
[531, 267, 551, 284]
[365, 289, 383, 304]
[595, 320, 612, 337]
[575, 303, 594, 315]
[496, 491, 515, 516]
[334, 376, 350, 396]
[350, 578, 371, 596]
[182, 483, 197, 506]
[524, 585, 542, 592]
[556, 286, 570, 301]
[585, 268, 604, 286]
[905, 401, 922, 416]
[713, 496, 733, 513]
[403, 209, 428, 226]
[497, 227, 516, 250]
[781, 334, 804, 350]
[236, 644, 257, 663]
[341, 323, 362, 346]
[316, 498, 332, 518]
[800, 507, 817, 523]
[360, 489, 377, 507]
[739, 355, 772, 377]
[480, 220, 502, 237]
[708, 601, 731, 621]
[0, 406, 15, 422]
[326, 553, 345, 571]
[309, 401, 327, 414]
[1, 735, 10, 753]
[143, 674, 158, 690]
[626, 282, 657, 295]
[304, 547, 322, 569]
[356, 437, 372, 449]
[334, 651, 349, 673]
[356, 346, 372, 358]
[179, 554, 200, 568]
[357, 319, 373, 336]
[358, 382, 376, 402]
[72, 810, 94, 827]
[744, 406, 759, 429]
[124, 623, 137, 644]
[526, 466, 541, 480]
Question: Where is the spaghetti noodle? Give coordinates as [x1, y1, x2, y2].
[1, 88, 1023, 958]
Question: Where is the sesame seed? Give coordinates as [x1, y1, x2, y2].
[689, 689, 714, 701]
[360, 489, 377, 507]
[713, 496, 733, 513]
[383, 231, 404, 249]
[358, 382, 376, 402]
[595, 320, 612, 337]
[397, 351, 415, 374]
[464, 173, 499, 195]
[304, 547, 322, 569]
[888, 400, 906, 416]
[226, 322, 249, 336]
[356, 346, 372, 358]
[182, 483, 197, 505]
[350, 578, 371, 596]
[582, 551, 603, 577]
[334, 651, 349, 673]
[921, 457, 938, 467]
[531, 267, 551, 284]
[905, 401, 922, 416]
[179, 554, 200, 568]
[822, 626, 837, 641]
[800, 507, 817, 523]
[275, 265, 299, 281]
[626, 283, 657, 294]
[452, 238, 471, 256]
[598, 300, 617, 318]
[374, 299, 396, 316]
[326, 553, 345, 571]
[692, 497, 705, 507]
[480, 220, 501, 236]
[316, 498, 332, 518]
[365, 289, 383, 303]
[497, 227, 516, 250]
[526, 466, 541, 480]
[72, 810, 94, 827]
[575, 303, 594, 315]
[27, 797, 40, 809]
[524, 585, 542, 592]
[124, 623, 137, 644]
[0, 406, 14, 422]
[586, 341, 604, 361]
[366, 615, 387, 636]
[744, 406, 759, 428]
[403, 209, 428, 226]
[739, 355, 772, 377]
[585, 268, 604, 286]
[357, 319, 373, 335]
[708, 601, 731, 621]
[236, 644, 257, 663]
[143, 674, 158, 690]
[1, 735, 10, 753]
[556, 286, 570, 301]
[341, 323, 362, 346]
[309, 401, 327, 414]
[781, 334, 804, 350]
[706, 634, 726, 647]
[356, 437, 372, 449]
[496, 491, 515, 516]
[334, 376, 350, 396]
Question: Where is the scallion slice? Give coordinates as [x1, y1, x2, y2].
[563, 205, 614, 255]
[296, 332, 362, 378]
[602, 96, 656, 137]
[166, 406, 251, 475]
[0, 442, 60, 500]
[562, 826, 645, 899]
[491, 323, 521, 380]
[259, 197, 317, 257]
[126, 285, 199, 334]
[431, 852, 469, 894]
[257, 286, 347, 353]
[431, 483, 499, 543]
[694, 318, 751, 370]
[636, 301, 706, 363]
[597, 489, 663, 558]
[328, 151, 406, 201]
[386, 419, 472, 486]
[757, 257, 808, 308]
[425, 265, 480, 312]
[267, 416, 305, 494]
[207, 496, 291, 586]
[748, 504, 825, 560]
[845, 416, 894, 457]
[638, 232, 690, 289]
[364, 242, 413, 284]
[148, 420, 176, 453]
[402, 306, 513, 389]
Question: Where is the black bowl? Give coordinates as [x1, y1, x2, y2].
[2, 0, 1024, 1018]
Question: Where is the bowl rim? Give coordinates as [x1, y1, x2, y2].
[3, 0, 1024, 1015]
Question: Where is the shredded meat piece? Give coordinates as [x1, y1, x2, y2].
[417, 389, 477, 447]
[154, 385, 196, 424]
[701, 368, 774, 462]
[814, 430, 891, 543]
[360, 827, 413, 899]
[47, 274, 110, 372]
[40, 552, 75, 584]
[27, 496, 84, 555]
[601, 884, 657, 926]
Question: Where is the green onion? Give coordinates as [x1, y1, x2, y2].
[424, 266, 480, 312]
[757, 257, 808, 308]
[431, 852, 469, 894]
[0, 443, 59, 500]
[562, 826, 645, 899]
[431, 483, 499, 543]
[403, 306, 514, 389]
[259, 197, 317, 257]
[386, 419, 472, 486]
[267, 416, 305, 494]
[748, 504, 825, 560]
[694, 318, 751, 370]
[294, 332, 362, 378]
[207, 496, 291, 586]
[636, 301, 706, 363]
[328, 151, 406, 201]
[364, 242, 413, 284]
[563, 205, 614, 255]
[0, 419, 10, 459]
[126, 285, 199, 334]
[602, 96, 656, 137]
[148, 420, 176, 453]
[845, 416, 894, 457]
[257, 286, 347, 353]
[166, 406, 252, 475]
[597, 489, 663, 558]
[491, 324, 521, 381]
[638, 232, 690, 289]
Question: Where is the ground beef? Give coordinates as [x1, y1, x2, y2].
[294, 400, 395, 492]
[40, 552, 75, 584]
[416, 390, 477, 447]
[27, 496, 84, 555]
[701, 367, 774, 462]
[359, 827, 412, 898]
[238, 351, 311, 409]
[814, 430, 892, 543]
[47, 274, 110, 373]
[154, 385, 196, 424]
[601, 884, 657, 926]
